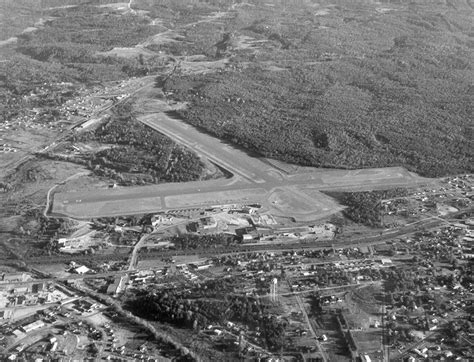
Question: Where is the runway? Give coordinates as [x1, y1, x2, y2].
[52, 95, 431, 221]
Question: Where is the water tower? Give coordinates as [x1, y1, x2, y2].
[270, 278, 278, 302]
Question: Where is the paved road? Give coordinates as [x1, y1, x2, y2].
[127, 219, 189, 271]
[44, 171, 91, 218]
[294, 293, 328, 361]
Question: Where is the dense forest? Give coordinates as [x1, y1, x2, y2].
[161, 0, 474, 177]
[169, 233, 234, 249]
[326, 189, 410, 227]
[73, 106, 205, 185]
[127, 285, 288, 350]
[13, 5, 161, 81]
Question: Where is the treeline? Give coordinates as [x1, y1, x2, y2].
[326, 189, 409, 227]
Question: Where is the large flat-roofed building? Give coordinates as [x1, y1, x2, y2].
[22, 320, 45, 333]
[1, 273, 30, 283]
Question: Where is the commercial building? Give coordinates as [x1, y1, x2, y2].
[22, 320, 45, 333]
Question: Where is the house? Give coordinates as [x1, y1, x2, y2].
[242, 234, 254, 242]
[74, 265, 90, 274]
[190, 262, 213, 270]
[13, 287, 28, 294]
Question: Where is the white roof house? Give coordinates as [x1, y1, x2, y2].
[74, 265, 90, 274]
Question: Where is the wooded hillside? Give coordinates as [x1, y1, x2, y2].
[162, 1, 473, 177]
